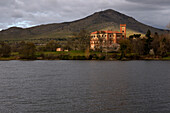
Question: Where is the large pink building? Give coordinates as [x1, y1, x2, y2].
[90, 24, 126, 50]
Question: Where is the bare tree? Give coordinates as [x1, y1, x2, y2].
[119, 39, 132, 59]
[73, 30, 90, 51]
[152, 33, 169, 57]
[19, 41, 36, 59]
[166, 22, 170, 35]
[166, 22, 170, 30]
[0, 42, 11, 57]
[132, 39, 145, 55]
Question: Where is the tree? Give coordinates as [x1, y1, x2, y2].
[166, 22, 170, 51]
[152, 33, 168, 57]
[134, 34, 141, 38]
[0, 42, 11, 57]
[132, 39, 145, 55]
[166, 34, 170, 52]
[45, 40, 59, 51]
[158, 37, 167, 57]
[119, 39, 132, 59]
[144, 29, 153, 55]
[151, 32, 160, 55]
[85, 46, 90, 59]
[19, 41, 36, 59]
[166, 22, 170, 30]
[146, 29, 151, 38]
[129, 34, 141, 39]
[129, 35, 134, 40]
[166, 22, 170, 34]
[73, 29, 90, 51]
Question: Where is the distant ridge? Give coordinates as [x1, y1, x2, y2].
[0, 9, 168, 40]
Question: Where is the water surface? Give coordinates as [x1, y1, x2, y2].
[0, 61, 170, 113]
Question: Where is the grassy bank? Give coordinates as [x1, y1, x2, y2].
[0, 51, 170, 61]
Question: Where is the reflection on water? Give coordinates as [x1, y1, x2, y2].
[0, 61, 170, 113]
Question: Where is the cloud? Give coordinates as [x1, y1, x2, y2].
[0, 0, 169, 30]
[126, 0, 170, 6]
[124, 0, 170, 28]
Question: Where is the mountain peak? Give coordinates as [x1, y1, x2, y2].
[95, 9, 123, 15]
[0, 9, 167, 40]
[102, 9, 118, 13]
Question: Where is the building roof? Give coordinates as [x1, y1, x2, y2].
[120, 24, 126, 26]
[91, 31, 121, 34]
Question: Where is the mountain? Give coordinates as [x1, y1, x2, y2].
[0, 9, 168, 41]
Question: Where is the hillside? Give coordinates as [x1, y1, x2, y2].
[0, 9, 168, 41]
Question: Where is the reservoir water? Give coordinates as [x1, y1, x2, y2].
[0, 61, 170, 113]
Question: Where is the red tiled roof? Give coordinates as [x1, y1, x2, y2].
[91, 31, 121, 34]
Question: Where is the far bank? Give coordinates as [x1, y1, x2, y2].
[0, 51, 170, 61]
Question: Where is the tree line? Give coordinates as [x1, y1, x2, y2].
[0, 29, 170, 60]
[119, 30, 170, 59]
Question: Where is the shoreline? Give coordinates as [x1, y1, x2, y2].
[0, 58, 170, 61]
[1, 51, 170, 61]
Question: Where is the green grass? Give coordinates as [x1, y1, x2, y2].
[11, 52, 19, 56]
[167, 52, 170, 55]
[0, 56, 16, 60]
[35, 51, 104, 58]
[2, 51, 170, 60]
[162, 56, 170, 60]
[38, 51, 92, 56]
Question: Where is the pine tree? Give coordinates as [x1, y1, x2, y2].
[144, 29, 153, 55]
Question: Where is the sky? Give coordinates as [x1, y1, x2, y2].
[0, 0, 170, 30]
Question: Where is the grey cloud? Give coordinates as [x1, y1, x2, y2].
[11, 10, 23, 18]
[0, 0, 169, 30]
[0, 0, 15, 7]
[126, 0, 170, 6]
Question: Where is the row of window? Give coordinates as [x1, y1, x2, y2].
[90, 40, 115, 44]
[92, 34, 113, 38]
[91, 35, 106, 38]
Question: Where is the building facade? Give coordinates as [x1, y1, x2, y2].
[90, 24, 126, 51]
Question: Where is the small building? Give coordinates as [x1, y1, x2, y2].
[56, 48, 63, 52]
[90, 24, 126, 51]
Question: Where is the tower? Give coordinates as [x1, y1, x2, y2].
[120, 24, 126, 39]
